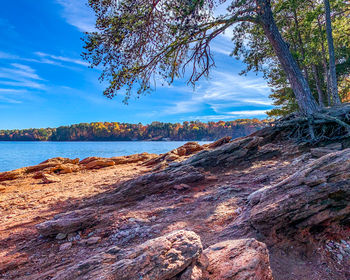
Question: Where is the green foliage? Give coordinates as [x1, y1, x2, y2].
[0, 119, 266, 141]
[82, 0, 265, 102]
[232, 0, 350, 116]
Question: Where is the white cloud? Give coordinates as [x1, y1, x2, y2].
[161, 69, 272, 119]
[0, 96, 22, 104]
[0, 80, 45, 90]
[0, 64, 43, 81]
[56, 0, 96, 32]
[0, 51, 18, 59]
[0, 88, 27, 93]
[0, 63, 46, 97]
[227, 110, 268, 116]
[35, 52, 89, 67]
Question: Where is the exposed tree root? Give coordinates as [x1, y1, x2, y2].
[273, 104, 350, 143]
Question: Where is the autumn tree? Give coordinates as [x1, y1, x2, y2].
[83, 0, 325, 116]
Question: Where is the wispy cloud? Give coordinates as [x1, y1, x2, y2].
[0, 51, 19, 59]
[35, 52, 89, 67]
[56, 0, 96, 32]
[0, 50, 88, 68]
[0, 63, 45, 104]
[187, 110, 267, 121]
[161, 69, 272, 119]
[0, 63, 43, 81]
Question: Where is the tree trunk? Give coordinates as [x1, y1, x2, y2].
[257, 0, 320, 116]
[292, 8, 310, 84]
[324, 0, 341, 105]
[312, 64, 325, 107]
[316, 15, 332, 106]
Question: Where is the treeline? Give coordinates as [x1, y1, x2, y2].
[0, 120, 266, 141]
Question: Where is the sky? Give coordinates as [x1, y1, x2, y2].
[0, 0, 274, 130]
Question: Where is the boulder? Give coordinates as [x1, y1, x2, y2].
[26, 157, 80, 173]
[0, 168, 26, 182]
[85, 159, 115, 169]
[40, 157, 80, 165]
[42, 174, 61, 184]
[248, 149, 350, 237]
[206, 136, 232, 149]
[50, 164, 80, 174]
[203, 239, 273, 280]
[52, 230, 203, 280]
[36, 208, 97, 237]
[111, 230, 203, 280]
[174, 142, 204, 156]
[111, 153, 158, 165]
[79, 157, 101, 165]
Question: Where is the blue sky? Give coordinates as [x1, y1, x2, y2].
[0, 0, 274, 130]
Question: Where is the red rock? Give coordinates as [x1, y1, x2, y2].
[85, 159, 115, 169]
[204, 239, 273, 280]
[36, 208, 97, 237]
[51, 230, 203, 280]
[249, 149, 350, 237]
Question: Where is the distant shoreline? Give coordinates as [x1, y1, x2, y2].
[0, 120, 266, 142]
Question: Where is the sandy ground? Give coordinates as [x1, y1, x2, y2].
[0, 141, 349, 279]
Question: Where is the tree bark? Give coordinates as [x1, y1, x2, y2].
[257, 0, 320, 116]
[292, 8, 310, 83]
[315, 15, 331, 106]
[312, 64, 325, 107]
[324, 0, 341, 105]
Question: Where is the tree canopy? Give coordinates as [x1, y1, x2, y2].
[83, 0, 349, 117]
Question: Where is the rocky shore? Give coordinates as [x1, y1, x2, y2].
[0, 130, 350, 279]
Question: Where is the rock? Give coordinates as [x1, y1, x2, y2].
[174, 142, 204, 156]
[184, 136, 279, 169]
[79, 156, 101, 165]
[324, 142, 342, 150]
[0, 168, 26, 182]
[248, 149, 350, 237]
[179, 254, 209, 280]
[310, 147, 335, 158]
[40, 157, 80, 165]
[144, 142, 204, 168]
[52, 230, 202, 280]
[310, 143, 342, 158]
[59, 242, 72, 251]
[86, 236, 101, 245]
[165, 154, 180, 162]
[203, 239, 273, 280]
[101, 165, 204, 205]
[42, 174, 61, 184]
[111, 153, 158, 165]
[55, 233, 67, 240]
[110, 230, 203, 280]
[173, 183, 191, 191]
[26, 158, 80, 173]
[50, 164, 79, 174]
[206, 136, 232, 149]
[85, 159, 115, 169]
[36, 208, 97, 237]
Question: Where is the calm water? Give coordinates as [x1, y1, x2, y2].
[0, 141, 210, 172]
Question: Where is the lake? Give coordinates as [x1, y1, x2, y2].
[0, 141, 210, 172]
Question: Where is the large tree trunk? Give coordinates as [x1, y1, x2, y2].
[257, 0, 320, 116]
[324, 0, 341, 105]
